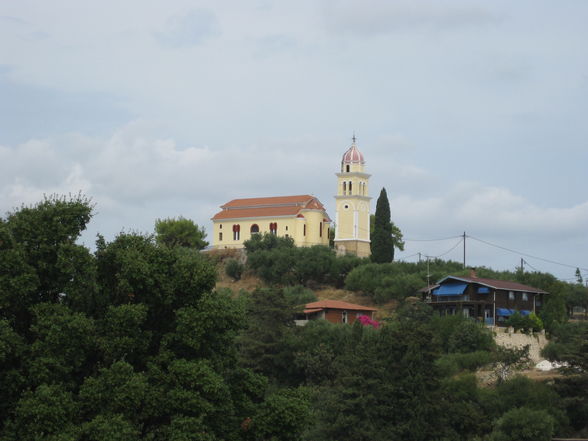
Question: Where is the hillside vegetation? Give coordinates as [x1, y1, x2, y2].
[1, 196, 587, 440]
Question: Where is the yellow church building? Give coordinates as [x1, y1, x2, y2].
[211, 195, 331, 248]
[211, 137, 371, 257]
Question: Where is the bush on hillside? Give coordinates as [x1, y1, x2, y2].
[243, 233, 294, 253]
[225, 258, 244, 281]
[448, 319, 495, 353]
[345, 263, 425, 303]
[505, 312, 543, 333]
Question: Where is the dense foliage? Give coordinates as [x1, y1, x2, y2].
[154, 216, 208, 249]
[0, 196, 309, 440]
[244, 234, 365, 287]
[1, 195, 587, 440]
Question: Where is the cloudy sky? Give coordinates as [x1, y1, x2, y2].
[1, 0, 587, 281]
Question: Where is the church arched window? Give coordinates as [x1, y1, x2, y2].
[232, 224, 240, 241]
[250, 224, 259, 234]
[269, 222, 277, 235]
[346, 164, 350, 172]
[343, 181, 347, 194]
[349, 181, 352, 194]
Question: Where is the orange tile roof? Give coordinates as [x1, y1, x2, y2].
[212, 195, 330, 221]
[222, 195, 316, 208]
[303, 300, 377, 314]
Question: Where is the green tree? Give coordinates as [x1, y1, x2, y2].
[155, 216, 208, 249]
[239, 288, 296, 382]
[4, 194, 93, 304]
[370, 188, 404, 262]
[2, 384, 79, 441]
[575, 267, 583, 284]
[447, 319, 495, 354]
[488, 407, 554, 441]
[371, 188, 393, 263]
[253, 388, 312, 441]
[542, 322, 588, 372]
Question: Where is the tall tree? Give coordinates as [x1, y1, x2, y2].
[154, 216, 208, 249]
[575, 267, 583, 284]
[370, 188, 404, 262]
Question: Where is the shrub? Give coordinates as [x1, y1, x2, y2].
[225, 259, 244, 281]
[448, 320, 495, 353]
[489, 407, 554, 441]
[345, 263, 424, 303]
[436, 351, 493, 375]
[243, 233, 294, 253]
[505, 312, 543, 333]
[283, 285, 317, 306]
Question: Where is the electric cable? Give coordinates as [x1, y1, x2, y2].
[468, 235, 588, 272]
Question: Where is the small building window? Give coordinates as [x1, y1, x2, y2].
[250, 224, 259, 234]
[343, 182, 346, 194]
[219, 232, 223, 241]
[219, 224, 222, 229]
[346, 164, 350, 172]
[508, 291, 515, 301]
[342, 310, 348, 324]
[319, 222, 322, 237]
[349, 181, 352, 194]
[522, 292, 528, 301]
[285, 226, 288, 231]
[303, 224, 306, 236]
[269, 222, 277, 235]
[232, 224, 240, 241]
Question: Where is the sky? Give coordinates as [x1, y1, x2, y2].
[1, 0, 587, 281]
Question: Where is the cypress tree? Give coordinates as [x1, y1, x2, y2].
[371, 188, 394, 263]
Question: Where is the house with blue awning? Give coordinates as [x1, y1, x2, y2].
[420, 270, 548, 326]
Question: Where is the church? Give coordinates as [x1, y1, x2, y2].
[211, 138, 372, 257]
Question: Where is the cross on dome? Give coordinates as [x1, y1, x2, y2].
[342, 135, 365, 164]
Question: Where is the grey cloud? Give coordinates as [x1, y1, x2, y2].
[323, 0, 501, 36]
[155, 9, 220, 47]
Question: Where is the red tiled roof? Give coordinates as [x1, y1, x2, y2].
[212, 195, 330, 221]
[303, 300, 377, 314]
[441, 276, 548, 294]
[221, 195, 316, 208]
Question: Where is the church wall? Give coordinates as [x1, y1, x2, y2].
[212, 214, 329, 249]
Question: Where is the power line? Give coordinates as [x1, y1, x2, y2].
[404, 235, 462, 242]
[468, 235, 588, 273]
[426, 238, 464, 259]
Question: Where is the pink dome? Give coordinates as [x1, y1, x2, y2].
[342, 142, 365, 164]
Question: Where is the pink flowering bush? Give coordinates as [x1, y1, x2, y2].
[357, 315, 380, 328]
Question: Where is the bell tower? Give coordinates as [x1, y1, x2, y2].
[334, 136, 371, 257]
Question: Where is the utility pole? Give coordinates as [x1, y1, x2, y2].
[426, 256, 431, 296]
[463, 231, 466, 269]
[418, 252, 422, 263]
[520, 258, 524, 273]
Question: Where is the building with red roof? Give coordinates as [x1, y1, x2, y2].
[211, 194, 331, 249]
[295, 300, 377, 325]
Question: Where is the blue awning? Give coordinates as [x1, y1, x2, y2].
[497, 309, 531, 317]
[432, 283, 468, 296]
[477, 287, 490, 294]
